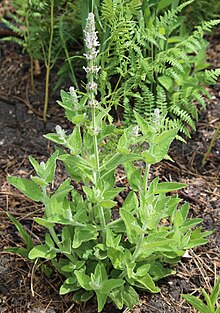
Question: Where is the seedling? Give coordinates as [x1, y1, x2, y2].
[182, 277, 220, 313]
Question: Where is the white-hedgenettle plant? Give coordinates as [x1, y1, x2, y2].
[7, 12, 212, 312]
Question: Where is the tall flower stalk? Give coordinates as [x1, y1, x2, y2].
[84, 12, 100, 182]
[83, 13, 106, 240]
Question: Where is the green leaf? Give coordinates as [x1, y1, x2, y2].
[181, 218, 203, 232]
[51, 178, 73, 200]
[174, 210, 184, 227]
[134, 273, 160, 293]
[136, 264, 151, 277]
[59, 154, 93, 183]
[45, 233, 55, 248]
[28, 244, 56, 260]
[154, 182, 187, 193]
[210, 277, 220, 307]
[120, 208, 139, 244]
[107, 247, 124, 270]
[73, 225, 98, 248]
[158, 75, 173, 91]
[29, 156, 44, 177]
[8, 176, 42, 201]
[74, 271, 92, 291]
[83, 186, 94, 201]
[100, 200, 116, 209]
[201, 289, 213, 311]
[134, 111, 155, 139]
[60, 276, 79, 295]
[96, 292, 108, 312]
[31, 176, 48, 188]
[142, 150, 157, 164]
[44, 133, 65, 145]
[43, 151, 59, 183]
[180, 202, 189, 221]
[158, 0, 173, 10]
[182, 294, 209, 313]
[109, 285, 140, 310]
[124, 161, 142, 190]
[101, 279, 125, 294]
[141, 239, 175, 257]
[6, 213, 33, 250]
[67, 126, 82, 155]
[121, 191, 139, 212]
[152, 129, 178, 162]
[73, 290, 94, 302]
[154, 129, 178, 145]
[60, 226, 72, 254]
[6, 247, 30, 258]
[94, 263, 108, 282]
[34, 217, 54, 228]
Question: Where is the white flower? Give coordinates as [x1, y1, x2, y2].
[55, 125, 66, 139]
[83, 65, 101, 74]
[86, 82, 98, 91]
[84, 13, 99, 50]
[69, 86, 79, 105]
[84, 12, 99, 61]
[88, 99, 99, 108]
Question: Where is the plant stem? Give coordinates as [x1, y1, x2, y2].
[30, 56, 35, 94]
[143, 162, 151, 195]
[43, 0, 54, 123]
[202, 123, 220, 165]
[133, 162, 151, 261]
[98, 206, 106, 242]
[49, 227, 75, 263]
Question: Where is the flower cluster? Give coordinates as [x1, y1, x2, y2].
[83, 12, 100, 61]
[84, 12, 100, 110]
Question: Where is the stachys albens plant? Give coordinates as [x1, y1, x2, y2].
[7, 12, 212, 312]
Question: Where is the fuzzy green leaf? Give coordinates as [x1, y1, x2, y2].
[74, 271, 92, 291]
[73, 225, 98, 248]
[154, 182, 187, 193]
[8, 176, 42, 201]
[28, 244, 56, 260]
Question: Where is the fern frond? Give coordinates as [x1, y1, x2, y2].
[169, 105, 196, 131]
[138, 86, 155, 121]
[193, 92, 206, 109]
[204, 69, 220, 84]
[1, 17, 25, 37]
[156, 86, 167, 115]
[123, 96, 135, 125]
[156, 0, 194, 29]
[101, 0, 115, 25]
[195, 19, 220, 36]
[0, 36, 25, 47]
[127, 0, 142, 16]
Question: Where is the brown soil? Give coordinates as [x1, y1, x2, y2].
[0, 29, 219, 313]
